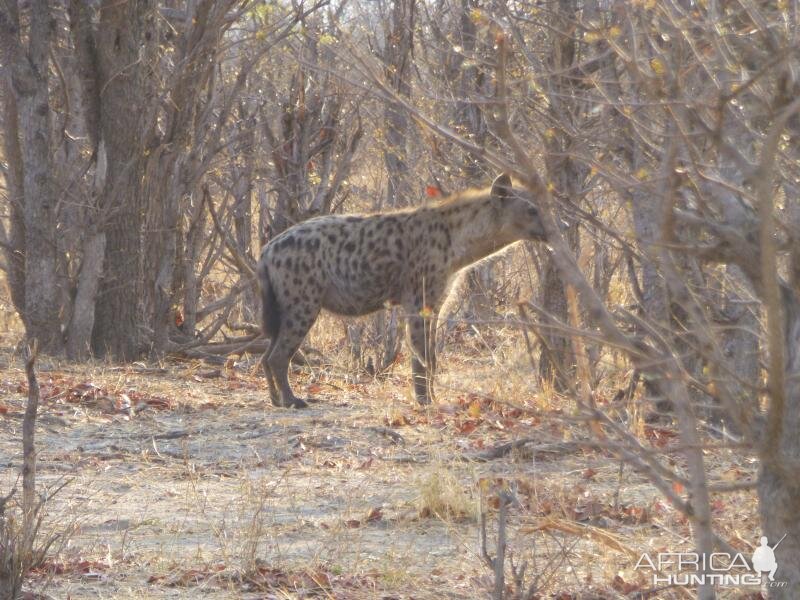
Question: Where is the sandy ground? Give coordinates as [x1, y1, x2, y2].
[0, 341, 764, 599]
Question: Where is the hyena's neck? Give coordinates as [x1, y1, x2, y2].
[438, 197, 518, 271]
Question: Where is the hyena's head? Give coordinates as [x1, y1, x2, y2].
[490, 173, 548, 241]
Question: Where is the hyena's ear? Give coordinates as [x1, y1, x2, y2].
[490, 173, 513, 199]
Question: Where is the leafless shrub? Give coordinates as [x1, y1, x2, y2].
[0, 343, 72, 599]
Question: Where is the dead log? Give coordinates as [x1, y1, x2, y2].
[465, 439, 580, 462]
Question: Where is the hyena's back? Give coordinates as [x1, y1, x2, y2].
[261, 213, 423, 317]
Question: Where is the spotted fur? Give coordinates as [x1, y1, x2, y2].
[258, 174, 549, 408]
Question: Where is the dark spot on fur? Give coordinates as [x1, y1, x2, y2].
[278, 235, 296, 249]
[344, 241, 356, 252]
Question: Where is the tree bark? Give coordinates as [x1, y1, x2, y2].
[146, 155, 184, 358]
[382, 0, 415, 206]
[66, 231, 105, 360]
[182, 191, 207, 335]
[375, 0, 416, 369]
[757, 289, 800, 598]
[90, 0, 157, 360]
[0, 0, 64, 353]
[0, 77, 26, 319]
[447, 0, 496, 321]
[232, 107, 257, 321]
[538, 0, 586, 389]
[717, 265, 758, 432]
[538, 247, 572, 388]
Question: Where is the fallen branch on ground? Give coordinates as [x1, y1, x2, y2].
[465, 439, 581, 462]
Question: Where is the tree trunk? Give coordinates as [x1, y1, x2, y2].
[538, 0, 586, 389]
[0, 78, 27, 319]
[16, 1, 63, 353]
[382, 0, 415, 206]
[538, 219, 580, 389]
[368, 0, 416, 374]
[758, 289, 800, 598]
[182, 192, 207, 335]
[447, 0, 496, 321]
[145, 154, 183, 358]
[758, 464, 800, 598]
[66, 231, 105, 360]
[92, 191, 143, 359]
[0, 85, 25, 318]
[233, 120, 257, 321]
[715, 265, 758, 432]
[90, 0, 156, 360]
[538, 247, 572, 388]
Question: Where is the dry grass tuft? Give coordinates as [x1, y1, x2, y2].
[415, 463, 477, 522]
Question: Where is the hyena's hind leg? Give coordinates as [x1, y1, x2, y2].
[260, 339, 280, 406]
[405, 306, 439, 405]
[266, 306, 320, 408]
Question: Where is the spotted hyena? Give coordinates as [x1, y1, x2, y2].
[257, 174, 549, 408]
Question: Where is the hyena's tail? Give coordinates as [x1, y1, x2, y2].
[257, 259, 281, 340]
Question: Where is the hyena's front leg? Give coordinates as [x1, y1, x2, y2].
[405, 309, 438, 405]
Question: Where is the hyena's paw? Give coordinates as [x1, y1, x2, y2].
[284, 396, 309, 409]
[415, 393, 433, 406]
[270, 394, 308, 409]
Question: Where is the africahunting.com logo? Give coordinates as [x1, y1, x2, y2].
[633, 535, 787, 588]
